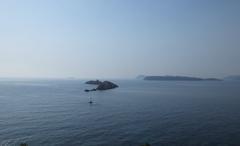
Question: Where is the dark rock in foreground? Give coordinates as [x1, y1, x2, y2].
[85, 80, 102, 85]
[85, 80, 118, 91]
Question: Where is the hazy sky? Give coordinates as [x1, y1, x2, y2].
[0, 0, 240, 78]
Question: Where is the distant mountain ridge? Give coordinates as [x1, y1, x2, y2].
[138, 75, 221, 81]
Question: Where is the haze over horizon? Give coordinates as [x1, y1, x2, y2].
[0, 0, 240, 79]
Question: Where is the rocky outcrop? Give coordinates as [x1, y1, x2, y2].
[84, 80, 118, 92]
[96, 81, 118, 90]
[85, 80, 102, 85]
[84, 89, 97, 92]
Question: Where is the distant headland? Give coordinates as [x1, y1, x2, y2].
[138, 75, 221, 81]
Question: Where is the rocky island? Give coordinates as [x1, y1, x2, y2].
[85, 80, 118, 92]
[85, 80, 102, 85]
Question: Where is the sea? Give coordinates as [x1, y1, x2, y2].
[1, 79, 240, 146]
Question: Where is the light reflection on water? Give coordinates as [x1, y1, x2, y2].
[1, 79, 240, 146]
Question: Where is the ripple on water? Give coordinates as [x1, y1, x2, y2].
[1, 136, 32, 146]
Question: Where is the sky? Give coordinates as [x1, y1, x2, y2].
[0, 0, 240, 79]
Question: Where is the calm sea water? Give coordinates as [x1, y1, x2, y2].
[1, 79, 240, 146]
